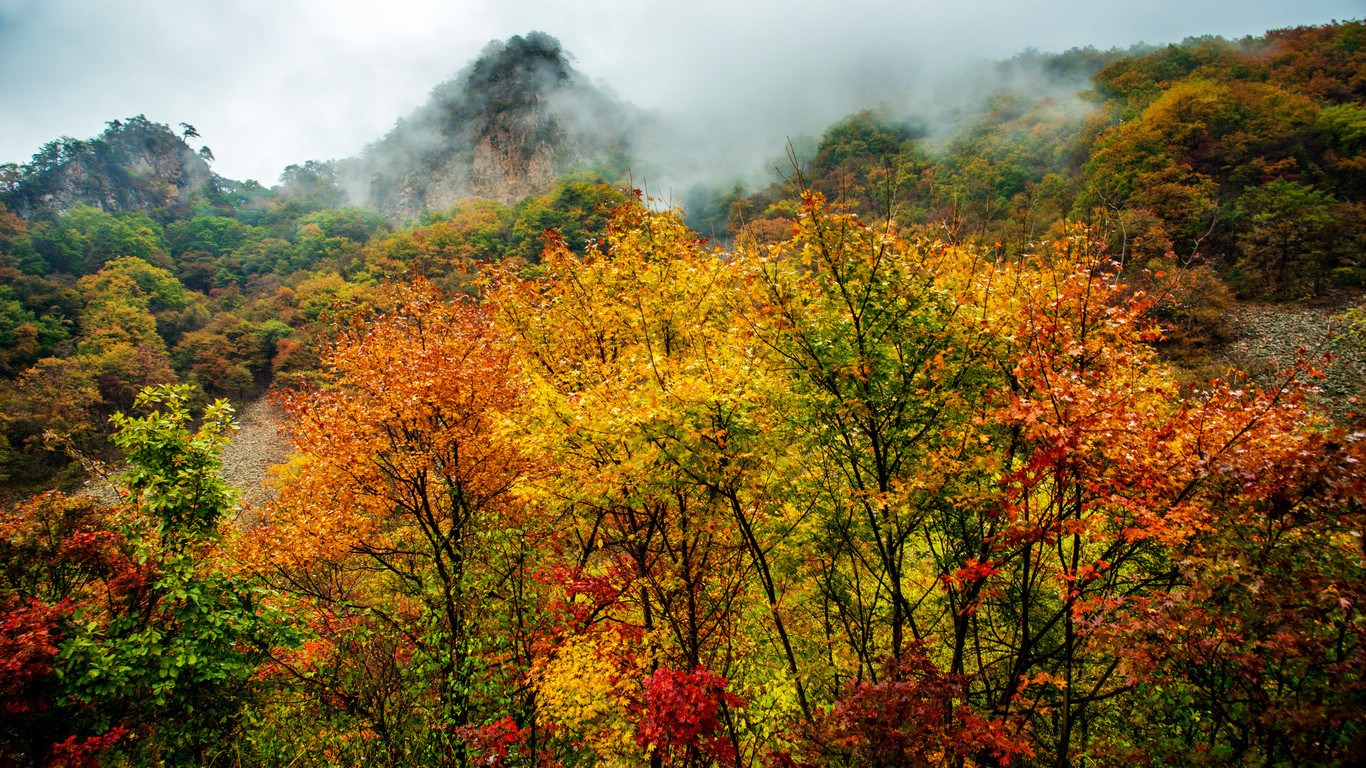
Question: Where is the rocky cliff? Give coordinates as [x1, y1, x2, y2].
[1, 115, 215, 218]
[342, 32, 635, 221]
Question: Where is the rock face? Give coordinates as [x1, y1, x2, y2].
[343, 32, 634, 221]
[1, 115, 214, 218]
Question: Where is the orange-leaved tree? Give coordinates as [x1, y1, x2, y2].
[245, 280, 545, 767]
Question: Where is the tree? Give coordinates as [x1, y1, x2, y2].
[506, 175, 627, 261]
[495, 199, 777, 766]
[737, 192, 987, 676]
[213, 192, 1366, 767]
[730, 195, 1363, 767]
[248, 281, 536, 767]
[0, 385, 275, 765]
[1233, 178, 1335, 296]
[30, 206, 169, 276]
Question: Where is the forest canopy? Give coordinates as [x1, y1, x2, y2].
[2, 191, 1362, 767]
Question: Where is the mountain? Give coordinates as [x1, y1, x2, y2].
[0, 33, 636, 226]
[339, 31, 636, 222]
[0, 115, 214, 218]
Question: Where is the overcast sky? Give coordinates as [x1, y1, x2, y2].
[1, 0, 1359, 185]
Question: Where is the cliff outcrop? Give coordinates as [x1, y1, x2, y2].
[1, 115, 214, 218]
[342, 32, 634, 221]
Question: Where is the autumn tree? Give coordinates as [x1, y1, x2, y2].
[248, 281, 539, 767]
[1084, 372, 1366, 766]
[731, 193, 1363, 766]
[224, 192, 1366, 768]
[494, 198, 791, 766]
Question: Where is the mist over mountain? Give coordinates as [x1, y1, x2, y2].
[322, 30, 1127, 225]
[338, 32, 638, 221]
[0, 32, 645, 225]
[0, 26, 1168, 226]
[0, 23, 1354, 239]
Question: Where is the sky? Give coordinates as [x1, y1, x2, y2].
[0, 0, 1360, 186]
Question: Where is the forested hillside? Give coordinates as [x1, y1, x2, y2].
[1, 22, 1363, 768]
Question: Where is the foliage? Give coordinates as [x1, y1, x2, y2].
[796, 648, 1032, 768]
[246, 281, 540, 766]
[109, 384, 237, 538]
[639, 665, 744, 767]
[0, 386, 276, 766]
[29, 206, 169, 276]
[0, 19, 1363, 768]
[494, 196, 1362, 767]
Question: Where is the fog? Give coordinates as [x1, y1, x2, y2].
[1, 0, 1359, 190]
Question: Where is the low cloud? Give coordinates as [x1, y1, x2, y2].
[0, 0, 1358, 188]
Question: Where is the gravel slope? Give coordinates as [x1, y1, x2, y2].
[220, 396, 292, 525]
[1217, 297, 1366, 417]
